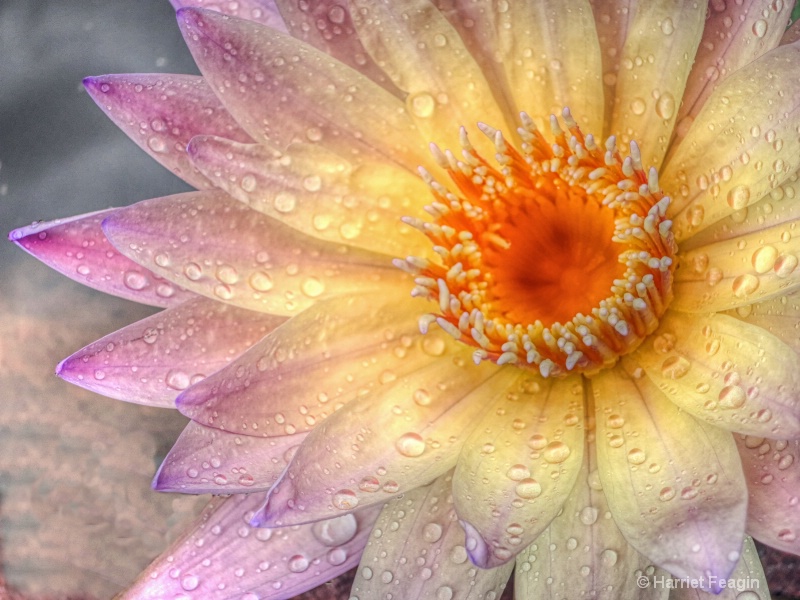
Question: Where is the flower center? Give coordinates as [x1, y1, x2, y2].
[396, 110, 677, 377]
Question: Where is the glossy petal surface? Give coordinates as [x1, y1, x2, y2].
[58, 296, 284, 407]
[593, 367, 747, 591]
[122, 493, 380, 599]
[154, 420, 305, 493]
[170, 0, 288, 30]
[10, 209, 193, 307]
[101, 191, 404, 315]
[84, 74, 253, 189]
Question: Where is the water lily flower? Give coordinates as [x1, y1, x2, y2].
[10, 0, 800, 598]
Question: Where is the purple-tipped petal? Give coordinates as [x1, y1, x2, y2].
[170, 0, 288, 31]
[154, 420, 305, 493]
[100, 190, 405, 316]
[176, 293, 447, 437]
[10, 209, 193, 307]
[84, 74, 253, 189]
[593, 366, 748, 592]
[120, 493, 380, 600]
[176, 8, 430, 171]
[272, 0, 402, 96]
[186, 135, 431, 256]
[349, 471, 513, 599]
[674, 0, 793, 146]
[452, 375, 585, 568]
[254, 360, 516, 528]
[57, 296, 285, 407]
[737, 435, 800, 556]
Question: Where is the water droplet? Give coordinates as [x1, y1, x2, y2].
[123, 271, 148, 290]
[731, 274, 759, 298]
[181, 575, 199, 591]
[288, 554, 309, 573]
[303, 175, 322, 192]
[661, 355, 690, 379]
[506, 464, 531, 481]
[332, 489, 359, 509]
[752, 19, 768, 38]
[655, 93, 675, 119]
[659, 487, 676, 501]
[396, 432, 426, 457]
[410, 93, 436, 118]
[301, 277, 325, 297]
[752, 246, 778, 273]
[542, 441, 570, 463]
[774, 254, 798, 278]
[516, 478, 542, 499]
[719, 385, 746, 408]
[249, 271, 274, 292]
[630, 98, 646, 116]
[184, 262, 203, 281]
[727, 185, 751, 209]
[627, 448, 646, 465]
[436, 586, 454, 600]
[601, 549, 618, 566]
[606, 414, 625, 429]
[422, 522, 443, 543]
[312, 513, 358, 546]
[579, 506, 598, 525]
[166, 370, 190, 390]
[327, 5, 346, 24]
[241, 174, 257, 192]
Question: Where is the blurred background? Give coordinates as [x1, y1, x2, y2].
[1, 1, 799, 599]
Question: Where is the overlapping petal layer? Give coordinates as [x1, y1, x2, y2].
[170, 0, 288, 30]
[122, 493, 381, 600]
[57, 296, 285, 407]
[101, 191, 406, 316]
[592, 367, 747, 591]
[10, 209, 194, 307]
[84, 74, 253, 189]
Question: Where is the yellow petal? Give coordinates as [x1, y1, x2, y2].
[724, 289, 800, 354]
[515, 424, 671, 598]
[452, 375, 585, 568]
[349, 0, 513, 157]
[631, 310, 800, 438]
[593, 366, 747, 589]
[497, 0, 604, 137]
[662, 42, 800, 242]
[609, 0, 706, 169]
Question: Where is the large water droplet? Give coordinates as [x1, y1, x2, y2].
[332, 489, 359, 509]
[410, 93, 436, 118]
[542, 441, 570, 463]
[396, 432, 426, 457]
[312, 513, 358, 546]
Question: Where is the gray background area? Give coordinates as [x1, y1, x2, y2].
[1, 1, 800, 599]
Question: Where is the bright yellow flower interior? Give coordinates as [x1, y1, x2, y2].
[401, 110, 679, 377]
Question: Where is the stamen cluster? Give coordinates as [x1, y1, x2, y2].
[395, 109, 677, 377]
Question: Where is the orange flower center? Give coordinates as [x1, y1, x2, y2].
[397, 110, 677, 377]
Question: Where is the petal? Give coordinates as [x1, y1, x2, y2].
[348, 0, 512, 158]
[631, 310, 800, 438]
[255, 358, 515, 527]
[662, 42, 800, 242]
[452, 375, 585, 568]
[176, 293, 450, 437]
[671, 211, 800, 314]
[349, 471, 514, 600]
[272, 0, 403, 95]
[9, 209, 193, 307]
[674, 0, 794, 147]
[170, 0, 288, 31]
[588, 0, 637, 135]
[83, 74, 253, 189]
[668, 537, 768, 600]
[592, 366, 747, 591]
[497, 0, 605, 137]
[724, 290, 800, 354]
[101, 191, 405, 315]
[177, 8, 430, 172]
[57, 296, 284, 407]
[121, 493, 380, 600]
[186, 136, 432, 256]
[782, 17, 800, 46]
[737, 435, 800, 555]
[515, 425, 670, 599]
[153, 420, 305, 493]
[608, 0, 706, 169]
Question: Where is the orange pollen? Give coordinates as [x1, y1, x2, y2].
[395, 109, 677, 378]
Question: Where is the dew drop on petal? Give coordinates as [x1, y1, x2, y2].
[655, 93, 675, 119]
[312, 513, 358, 546]
[660, 355, 690, 379]
[332, 489, 359, 509]
[515, 478, 542, 499]
[422, 522, 443, 543]
[288, 555, 309, 573]
[727, 185, 751, 209]
[751, 246, 778, 273]
[542, 441, 570, 463]
[410, 93, 436, 118]
[123, 270, 148, 290]
[396, 432, 426, 457]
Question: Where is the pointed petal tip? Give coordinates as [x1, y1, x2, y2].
[460, 519, 492, 569]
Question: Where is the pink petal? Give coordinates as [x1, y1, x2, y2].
[272, 0, 402, 96]
[120, 493, 381, 600]
[737, 435, 800, 555]
[100, 190, 405, 315]
[782, 17, 800, 46]
[349, 471, 514, 599]
[84, 74, 253, 189]
[176, 293, 445, 436]
[186, 135, 432, 256]
[170, 0, 288, 31]
[452, 375, 585, 568]
[57, 296, 285, 407]
[254, 358, 514, 527]
[154, 420, 305, 493]
[176, 8, 430, 172]
[674, 0, 793, 147]
[593, 366, 748, 592]
[9, 209, 193, 307]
